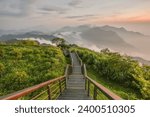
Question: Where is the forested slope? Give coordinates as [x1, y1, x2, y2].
[0, 40, 66, 96]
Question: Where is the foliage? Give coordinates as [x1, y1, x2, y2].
[52, 38, 65, 46]
[16, 40, 40, 46]
[87, 68, 142, 99]
[70, 47, 150, 99]
[0, 41, 66, 96]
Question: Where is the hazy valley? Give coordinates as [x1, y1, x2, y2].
[0, 25, 150, 63]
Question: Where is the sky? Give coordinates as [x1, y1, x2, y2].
[0, 0, 150, 34]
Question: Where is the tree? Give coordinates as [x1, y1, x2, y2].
[100, 48, 110, 53]
[52, 38, 65, 46]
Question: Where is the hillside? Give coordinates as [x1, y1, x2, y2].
[0, 41, 66, 96]
[70, 47, 150, 99]
[0, 39, 149, 99]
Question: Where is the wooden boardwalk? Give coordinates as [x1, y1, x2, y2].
[58, 53, 90, 100]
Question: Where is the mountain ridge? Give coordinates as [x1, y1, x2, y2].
[0, 25, 150, 60]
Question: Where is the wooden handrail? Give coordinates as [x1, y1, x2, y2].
[71, 52, 122, 100]
[76, 53, 122, 100]
[75, 51, 82, 66]
[70, 52, 74, 66]
[75, 51, 123, 100]
[0, 76, 65, 100]
[83, 64, 122, 100]
[0, 65, 71, 100]
[87, 76, 122, 100]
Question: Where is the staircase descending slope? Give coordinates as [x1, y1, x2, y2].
[58, 53, 90, 100]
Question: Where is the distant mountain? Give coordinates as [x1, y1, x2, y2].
[0, 29, 22, 36]
[56, 25, 91, 32]
[54, 25, 136, 51]
[1, 25, 150, 60]
[54, 25, 150, 60]
[0, 31, 56, 41]
[101, 25, 144, 36]
[80, 27, 134, 50]
[101, 25, 150, 54]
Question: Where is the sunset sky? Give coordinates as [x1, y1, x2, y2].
[0, 0, 150, 34]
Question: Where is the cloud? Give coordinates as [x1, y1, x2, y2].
[68, 0, 82, 7]
[0, 0, 35, 17]
[65, 14, 99, 22]
[66, 14, 96, 19]
[40, 6, 68, 14]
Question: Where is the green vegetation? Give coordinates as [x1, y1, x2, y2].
[0, 39, 150, 100]
[70, 47, 150, 99]
[0, 40, 66, 96]
[87, 69, 141, 99]
[52, 38, 65, 46]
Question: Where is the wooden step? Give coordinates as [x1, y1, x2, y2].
[58, 96, 91, 100]
[58, 89, 90, 100]
[58, 53, 90, 100]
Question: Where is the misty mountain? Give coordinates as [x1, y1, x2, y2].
[56, 25, 91, 32]
[54, 25, 150, 60]
[80, 27, 134, 50]
[0, 31, 56, 41]
[0, 29, 24, 36]
[54, 25, 136, 51]
[1, 25, 150, 60]
[101, 25, 144, 37]
[100, 25, 150, 59]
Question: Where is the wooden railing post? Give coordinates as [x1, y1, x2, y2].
[59, 80, 62, 95]
[70, 52, 74, 67]
[87, 80, 90, 96]
[84, 64, 87, 76]
[65, 78, 67, 89]
[93, 85, 97, 100]
[85, 78, 87, 90]
[69, 65, 72, 77]
[65, 65, 69, 88]
[47, 85, 51, 100]
[75, 51, 82, 66]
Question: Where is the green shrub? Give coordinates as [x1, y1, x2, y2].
[0, 42, 66, 96]
[70, 47, 150, 99]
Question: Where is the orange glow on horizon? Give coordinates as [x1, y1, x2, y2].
[89, 14, 150, 24]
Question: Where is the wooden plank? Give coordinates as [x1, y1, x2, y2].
[58, 53, 90, 100]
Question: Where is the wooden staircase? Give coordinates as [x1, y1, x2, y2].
[58, 53, 90, 100]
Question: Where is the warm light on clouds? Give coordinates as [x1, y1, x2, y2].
[127, 16, 150, 23]
[0, 0, 150, 34]
[91, 16, 150, 24]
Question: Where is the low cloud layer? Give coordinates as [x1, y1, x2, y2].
[40, 6, 68, 14]
[66, 14, 96, 19]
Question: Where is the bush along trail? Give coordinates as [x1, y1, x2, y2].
[70, 47, 150, 99]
